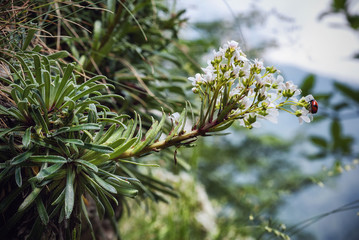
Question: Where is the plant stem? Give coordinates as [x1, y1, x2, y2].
[116, 119, 220, 159]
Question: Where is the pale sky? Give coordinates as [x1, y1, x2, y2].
[178, 0, 359, 84]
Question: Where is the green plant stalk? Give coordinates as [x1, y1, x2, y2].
[116, 119, 222, 159]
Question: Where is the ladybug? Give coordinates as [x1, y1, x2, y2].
[309, 99, 318, 114]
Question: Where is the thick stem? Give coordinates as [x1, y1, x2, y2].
[115, 119, 220, 159]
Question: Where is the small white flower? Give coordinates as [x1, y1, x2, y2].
[282, 81, 301, 99]
[230, 87, 241, 97]
[254, 58, 264, 70]
[263, 74, 275, 85]
[238, 53, 248, 62]
[239, 96, 251, 109]
[258, 87, 267, 100]
[276, 75, 284, 84]
[224, 71, 231, 79]
[232, 64, 241, 76]
[263, 108, 279, 123]
[228, 40, 239, 49]
[304, 94, 315, 102]
[273, 75, 284, 90]
[188, 73, 203, 86]
[291, 105, 312, 124]
[298, 108, 311, 124]
[255, 74, 265, 86]
[202, 64, 216, 83]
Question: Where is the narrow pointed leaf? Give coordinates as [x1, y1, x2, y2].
[18, 186, 42, 211]
[65, 168, 75, 219]
[80, 143, 114, 153]
[36, 198, 49, 225]
[91, 173, 117, 194]
[36, 163, 64, 181]
[15, 167, 22, 187]
[22, 28, 37, 50]
[109, 137, 138, 159]
[22, 127, 32, 148]
[75, 159, 98, 172]
[48, 51, 69, 60]
[30, 155, 67, 163]
[11, 149, 34, 165]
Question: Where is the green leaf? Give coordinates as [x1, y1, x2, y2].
[119, 159, 159, 167]
[35, 163, 64, 181]
[43, 70, 51, 109]
[331, 119, 342, 151]
[15, 167, 22, 187]
[98, 168, 132, 184]
[51, 189, 65, 206]
[11, 149, 34, 165]
[107, 137, 126, 149]
[300, 74, 315, 96]
[56, 138, 71, 157]
[116, 187, 138, 198]
[348, 15, 359, 30]
[109, 137, 138, 159]
[131, 118, 159, 154]
[83, 183, 105, 219]
[97, 187, 115, 217]
[0, 126, 23, 138]
[30, 105, 49, 134]
[48, 51, 69, 60]
[53, 63, 75, 105]
[310, 136, 328, 148]
[0, 58, 25, 85]
[30, 155, 68, 163]
[65, 167, 75, 219]
[331, 119, 341, 140]
[36, 198, 49, 225]
[91, 173, 117, 194]
[81, 195, 95, 239]
[166, 109, 186, 140]
[92, 20, 103, 50]
[32, 45, 42, 52]
[62, 138, 84, 146]
[97, 118, 127, 129]
[33, 54, 42, 84]
[15, 55, 35, 84]
[77, 75, 107, 91]
[75, 159, 98, 172]
[54, 123, 100, 135]
[102, 125, 125, 144]
[81, 143, 114, 153]
[22, 127, 32, 148]
[22, 28, 37, 50]
[332, 102, 350, 111]
[209, 119, 234, 132]
[332, 0, 346, 10]
[71, 84, 109, 101]
[18, 186, 42, 211]
[334, 81, 359, 103]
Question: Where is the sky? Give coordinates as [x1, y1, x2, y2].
[177, 0, 359, 84]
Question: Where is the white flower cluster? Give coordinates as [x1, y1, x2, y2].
[188, 40, 316, 128]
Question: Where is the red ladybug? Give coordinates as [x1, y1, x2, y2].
[309, 99, 318, 114]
